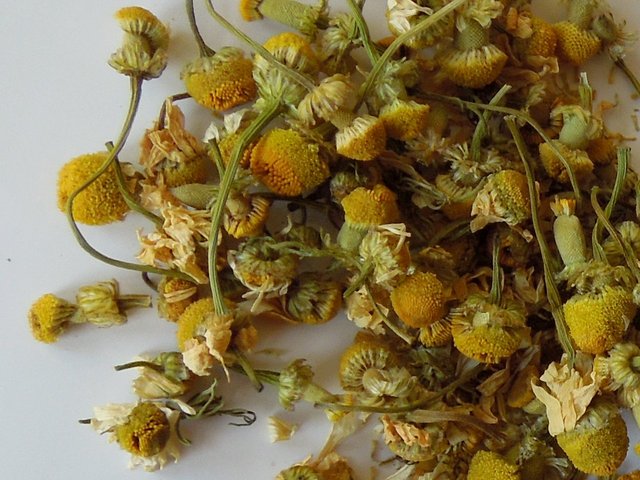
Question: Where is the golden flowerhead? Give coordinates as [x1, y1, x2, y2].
[108, 7, 169, 79]
[334, 113, 387, 161]
[286, 274, 343, 325]
[157, 277, 198, 322]
[176, 297, 216, 351]
[250, 128, 330, 196]
[556, 399, 628, 476]
[450, 294, 530, 364]
[390, 272, 446, 328]
[379, 99, 431, 141]
[603, 342, 640, 408]
[115, 402, 171, 458]
[339, 339, 398, 392]
[539, 140, 594, 184]
[297, 74, 353, 125]
[182, 47, 257, 111]
[28, 293, 79, 343]
[517, 16, 558, 58]
[467, 450, 520, 480]
[470, 169, 531, 233]
[57, 152, 130, 225]
[563, 286, 636, 355]
[224, 193, 271, 239]
[554, 21, 601, 65]
[341, 184, 400, 229]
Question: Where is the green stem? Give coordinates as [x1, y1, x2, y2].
[114, 360, 164, 372]
[204, 0, 315, 91]
[356, 0, 469, 110]
[207, 138, 225, 179]
[346, 0, 379, 64]
[233, 348, 263, 391]
[489, 236, 502, 306]
[208, 100, 282, 314]
[424, 91, 583, 207]
[615, 58, 640, 98]
[186, 0, 215, 57]
[470, 85, 511, 163]
[65, 77, 197, 283]
[506, 117, 575, 366]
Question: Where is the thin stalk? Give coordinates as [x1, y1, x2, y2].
[233, 348, 263, 391]
[186, 0, 216, 57]
[346, 0, 379, 63]
[65, 77, 196, 283]
[424, 91, 583, 207]
[592, 147, 629, 260]
[470, 85, 511, 163]
[356, 0, 469, 110]
[207, 138, 226, 178]
[208, 100, 282, 314]
[489, 236, 502, 306]
[157, 93, 191, 128]
[204, 0, 315, 91]
[506, 117, 575, 366]
[114, 360, 164, 372]
[615, 58, 640, 97]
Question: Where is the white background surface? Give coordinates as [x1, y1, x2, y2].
[2, 1, 640, 479]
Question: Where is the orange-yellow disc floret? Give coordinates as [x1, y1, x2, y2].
[563, 286, 636, 355]
[539, 140, 594, 184]
[158, 277, 198, 322]
[250, 128, 330, 196]
[176, 297, 215, 350]
[440, 45, 507, 89]
[553, 21, 601, 65]
[263, 32, 319, 70]
[115, 402, 171, 457]
[218, 132, 258, 169]
[390, 272, 446, 328]
[28, 293, 78, 343]
[239, 0, 262, 21]
[379, 100, 431, 141]
[467, 451, 520, 480]
[335, 115, 387, 161]
[521, 17, 557, 57]
[341, 184, 400, 227]
[57, 152, 130, 225]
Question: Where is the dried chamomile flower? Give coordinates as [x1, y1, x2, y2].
[108, 7, 169, 79]
[362, 366, 417, 398]
[75, 279, 151, 327]
[338, 184, 400, 251]
[240, 0, 328, 39]
[390, 272, 446, 328]
[268, 416, 298, 443]
[550, 198, 587, 275]
[224, 192, 271, 239]
[368, 59, 419, 112]
[297, 74, 353, 125]
[467, 450, 520, 480]
[28, 294, 81, 343]
[317, 12, 360, 75]
[345, 284, 389, 334]
[115, 352, 191, 400]
[436, 173, 484, 220]
[182, 47, 257, 111]
[157, 277, 198, 322]
[378, 99, 431, 141]
[332, 111, 387, 162]
[603, 221, 640, 266]
[553, 0, 602, 65]
[470, 169, 531, 233]
[556, 398, 628, 475]
[599, 343, 640, 411]
[57, 152, 130, 225]
[139, 102, 208, 188]
[228, 237, 298, 308]
[516, 16, 558, 58]
[382, 415, 447, 463]
[531, 352, 599, 436]
[358, 223, 412, 290]
[450, 294, 530, 363]
[386, 0, 455, 49]
[250, 128, 330, 196]
[539, 140, 593, 184]
[286, 274, 343, 325]
[339, 340, 398, 392]
[278, 359, 335, 410]
[90, 401, 187, 471]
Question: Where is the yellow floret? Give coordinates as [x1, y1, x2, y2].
[341, 184, 400, 227]
[563, 286, 636, 355]
[28, 293, 78, 343]
[250, 129, 330, 196]
[239, 0, 262, 21]
[556, 403, 628, 475]
[390, 272, 446, 328]
[224, 194, 271, 239]
[114, 6, 169, 50]
[553, 21, 601, 65]
[218, 132, 258, 169]
[440, 44, 507, 89]
[470, 170, 530, 232]
[115, 403, 170, 457]
[263, 32, 319, 71]
[453, 322, 523, 363]
[161, 156, 209, 188]
[521, 17, 557, 57]
[335, 115, 387, 161]
[339, 340, 397, 391]
[57, 152, 130, 225]
[539, 140, 593, 184]
[176, 297, 214, 350]
[468, 451, 520, 480]
[183, 55, 257, 111]
[379, 100, 430, 141]
[419, 317, 452, 347]
[620, 471, 640, 480]
[157, 277, 198, 322]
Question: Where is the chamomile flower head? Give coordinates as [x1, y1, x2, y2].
[224, 193, 271, 239]
[109, 7, 169, 79]
[318, 13, 360, 74]
[182, 48, 257, 111]
[440, 43, 508, 89]
[517, 16, 558, 57]
[278, 359, 314, 410]
[75, 279, 151, 327]
[157, 277, 198, 322]
[297, 74, 353, 125]
[554, 21, 601, 65]
[435, 174, 483, 220]
[603, 221, 640, 266]
[390, 272, 446, 328]
[556, 399, 628, 476]
[28, 294, 79, 343]
[333, 113, 387, 161]
[176, 297, 216, 351]
[470, 169, 531, 233]
[359, 224, 412, 290]
[418, 317, 453, 347]
[341, 184, 400, 229]
[286, 274, 343, 325]
[379, 99, 431, 141]
[604, 342, 640, 408]
[339, 340, 398, 392]
[239, 0, 262, 21]
[467, 450, 520, 480]
[57, 152, 130, 225]
[250, 128, 330, 196]
[386, 0, 454, 49]
[450, 294, 530, 363]
[563, 286, 636, 355]
[241, 0, 328, 39]
[258, 32, 319, 74]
